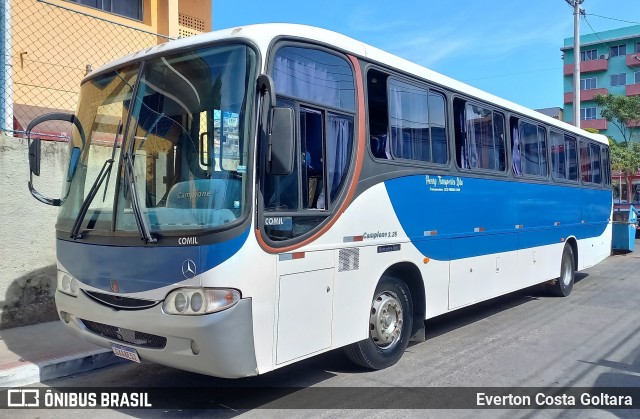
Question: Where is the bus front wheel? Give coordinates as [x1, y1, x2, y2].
[547, 244, 575, 297]
[344, 275, 413, 370]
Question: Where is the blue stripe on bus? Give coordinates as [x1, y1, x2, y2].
[385, 175, 611, 260]
[57, 226, 251, 293]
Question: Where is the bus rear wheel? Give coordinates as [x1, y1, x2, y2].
[344, 275, 413, 370]
[547, 244, 575, 297]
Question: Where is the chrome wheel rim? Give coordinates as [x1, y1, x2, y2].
[561, 251, 573, 286]
[370, 291, 403, 348]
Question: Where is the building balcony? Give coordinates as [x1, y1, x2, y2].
[626, 54, 640, 68]
[564, 88, 608, 103]
[626, 83, 640, 96]
[580, 119, 608, 130]
[564, 59, 608, 76]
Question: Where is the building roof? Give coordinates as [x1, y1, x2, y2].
[535, 107, 563, 118]
[561, 24, 640, 50]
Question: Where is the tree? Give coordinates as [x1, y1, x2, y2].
[593, 93, 640, 145]
[609, 138, 640, 201]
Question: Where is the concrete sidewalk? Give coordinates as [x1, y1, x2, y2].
[0, 321, 123, 387]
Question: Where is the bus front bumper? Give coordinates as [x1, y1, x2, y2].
[55, 290, 259, 379]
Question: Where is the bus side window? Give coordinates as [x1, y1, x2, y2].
[510, 116, 521, 175]
[367, 70, 448, 165]
[602, 146, 611, 186]
[429, 92, 448, 165]
[580, 139, 592, 183]
[264, 45, 355, 241]
[367, 69, 390, 159]
[565, 135, 578, 181]
[300, 106, 325, 209]
[460, 102, 505, 171]
[538, 126, 548, 177]
[550, 131, 566, 180]
[590, 142, 602, 184]
[515, 120, 547, 177]
[454, 98, 467, 168]
[493, 113, 506, 171]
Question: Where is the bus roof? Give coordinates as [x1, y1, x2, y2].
[89, 23, 609, 146]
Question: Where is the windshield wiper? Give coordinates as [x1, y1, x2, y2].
[102, 121, 122, 202]
[122, 150, 157, 243]
[70, 122, 121, 240]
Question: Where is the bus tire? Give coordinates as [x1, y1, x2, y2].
[547, 244, 575, 297]
[344, 275, 413, 370]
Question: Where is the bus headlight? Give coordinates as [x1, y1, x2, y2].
[57, 271, 79, 297]
[163, 288, 241, 315]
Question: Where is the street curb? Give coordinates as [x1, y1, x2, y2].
[0, 349, 125, 387]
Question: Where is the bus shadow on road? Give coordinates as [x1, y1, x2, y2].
[42, 349, 357, 417]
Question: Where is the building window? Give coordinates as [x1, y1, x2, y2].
[610, 44, 627, 57]
[580, 77, 597, 90]
[610, 73, 627, 86]
[580, 49, 598, 61]
[580, 107, 597, 120]
[636, 42, 640, 54]
[67, 0, 142, 21]
[635, 72, 640, 84]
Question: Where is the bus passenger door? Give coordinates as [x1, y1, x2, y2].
[259, 45, 358, 365]
[275, 251, 334, 364]
[262, 103, 340, 365]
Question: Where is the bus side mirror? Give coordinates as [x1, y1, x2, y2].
[268, 107, 295, 176]
[28, 138, 41, 176]
[26, 112, 86, 206]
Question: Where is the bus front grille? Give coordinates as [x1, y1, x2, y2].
[83, 290, 160, 310]
[80, 319, 167, 349]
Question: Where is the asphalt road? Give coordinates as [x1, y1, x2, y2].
[7, 247, 640, 419]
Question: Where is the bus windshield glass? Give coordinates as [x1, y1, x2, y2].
[57, 44, 256, 236]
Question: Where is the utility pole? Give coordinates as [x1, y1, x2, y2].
[566, 0, 585, 127]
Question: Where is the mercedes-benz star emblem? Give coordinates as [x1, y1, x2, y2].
[182, 259, 197, 279]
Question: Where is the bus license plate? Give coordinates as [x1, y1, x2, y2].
[111, 343, 141, 363]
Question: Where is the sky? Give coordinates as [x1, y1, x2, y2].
[211, 0, 640, 111]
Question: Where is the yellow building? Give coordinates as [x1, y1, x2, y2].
[1, 0, 212, 134]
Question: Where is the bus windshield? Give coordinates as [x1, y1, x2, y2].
[57, 43, 256, 237]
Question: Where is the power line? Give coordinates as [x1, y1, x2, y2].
[463, 67, 561, 82]
[584, 13, 640, 26]
[582, 14, 612, 51]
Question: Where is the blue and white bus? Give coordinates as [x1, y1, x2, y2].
[27, 24, 612, 378]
